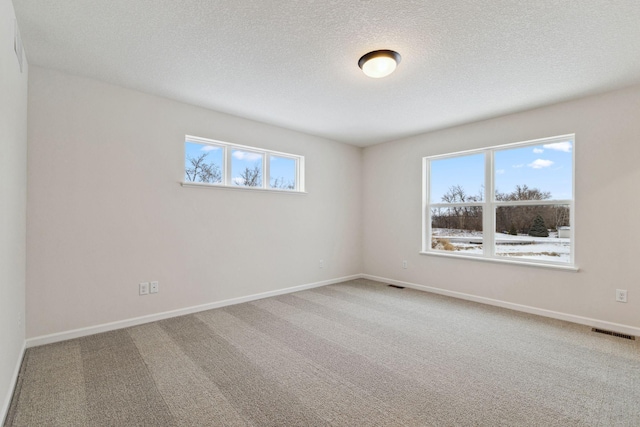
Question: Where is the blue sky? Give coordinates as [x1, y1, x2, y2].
[430, 140, 573, 202]
[185, 142, 223, 182]
[269, 155, 296, 187]
[231, 149, 263, 186]
[185, 142, 296, 187]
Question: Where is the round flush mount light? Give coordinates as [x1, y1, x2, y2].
[358, 50, 401, 78]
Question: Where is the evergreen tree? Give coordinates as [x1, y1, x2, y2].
[528, 214, 549, 237]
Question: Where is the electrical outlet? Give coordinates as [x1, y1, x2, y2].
[150, 281, 159, 294]
[616, 289, 628, 303]
[319, 260, 324, 269]
[139, 282, 149, 295]
[402, 260, 408, 269]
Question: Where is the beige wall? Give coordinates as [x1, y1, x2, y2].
[0, 0, 28, 419]
[26, 66, 362, 338]
[362, 85, 640, 329]
[23, 61, 640, 343]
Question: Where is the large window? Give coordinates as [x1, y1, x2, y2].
[183, 135, 304, 192]
[423, 135, 575, 268]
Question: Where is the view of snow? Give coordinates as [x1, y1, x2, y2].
[432, 228, 570, 263]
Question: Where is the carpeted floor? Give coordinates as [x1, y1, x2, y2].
[5, 279, 640, 426]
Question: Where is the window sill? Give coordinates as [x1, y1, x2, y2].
[181, 181, 307, 194]
[419, 251, 579, 272]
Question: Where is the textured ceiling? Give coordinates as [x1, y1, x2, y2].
[13, 0, 640, 146]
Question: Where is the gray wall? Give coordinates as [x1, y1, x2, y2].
[20, 42, 640, 353]
[26, 67, 362, 338]
[362, 85, 640, 330]
[0, 0, 28, 418]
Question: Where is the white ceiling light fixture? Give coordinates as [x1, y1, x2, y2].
[358, 50, 401, 78]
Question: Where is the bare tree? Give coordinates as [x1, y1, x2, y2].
[509, 184, 551, 201]
[432, 185, 483, 231]
[185, 153, 221, 183]
[236, 165, 261, 187]
[271, 177, 295, 190]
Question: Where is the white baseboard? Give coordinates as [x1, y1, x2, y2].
[362, 274, 640, 337]
[26, 274, 362, 348]
[1, 341, 26, 426]
[26, 272, 639, 348]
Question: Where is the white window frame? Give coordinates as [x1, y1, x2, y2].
[268, 153, 302, 191]
[421, 134, 576, 271]
[182, 135, 305, 193]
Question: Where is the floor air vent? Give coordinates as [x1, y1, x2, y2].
[591, 328, 635, 340]
[388, 284, 405, 289]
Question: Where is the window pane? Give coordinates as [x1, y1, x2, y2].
[495, 205, 570, 263]
[430, 153, 484, 203]
[184, 141, 223, 183]
[231, 149, 263, 187]
[431, 207, 483, 255]
[270, 156, 296, 190]
[494, 140, 572, 200]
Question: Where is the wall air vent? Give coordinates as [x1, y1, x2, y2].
[591, 328, 635, 340]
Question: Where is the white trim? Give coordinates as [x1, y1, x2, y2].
[492, 199, 573, 207]
[362, 274, 639, 337]
[181, 181, 308, 194]
[263, 151, 269, 190]
[26, 275, 361, 348]
[570, 139, 576, 265]
[430, 201, 485, 208]
[419, 250, 579, 271]
[186, 135, 299, 159]
[1, 341, 26, 426]
[484, 151, 495, 258]
[268, 153, 299, 191]
[185, 135, 305, 192]
[423, 133, 575, 269]
[430, 199, 573, 208]
[424, 134, 575, 161]
[422, 157, 430, 253]
[18, 271, 639, 366]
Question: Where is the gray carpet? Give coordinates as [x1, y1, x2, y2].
[5, 279, 640, 426]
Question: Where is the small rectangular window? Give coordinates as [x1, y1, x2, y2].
[423, 135, 575, 268]
[183, 136, 304, 193]
[184, 141, 224, 184]
[231, 149, 263, 187]
[270, 155, 297, 190]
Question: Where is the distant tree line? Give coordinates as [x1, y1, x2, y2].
[431, 184, 570, 235]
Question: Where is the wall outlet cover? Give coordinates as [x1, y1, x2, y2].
[139, 282, 149, 295]
[616, 289, 628, 303]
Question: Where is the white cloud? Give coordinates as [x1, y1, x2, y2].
[543, 141, 572, 152]
[512, 164, 524, 168]
[496, 169, 505, 175]
[201, 145, 220, 152]
[533, 148, 544, 154]
[528, 159, 554, 169]
[232, 177, 245, 185]
[232, 151, 262, 161]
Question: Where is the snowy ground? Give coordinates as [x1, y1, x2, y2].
[432, 228, 570, 263]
